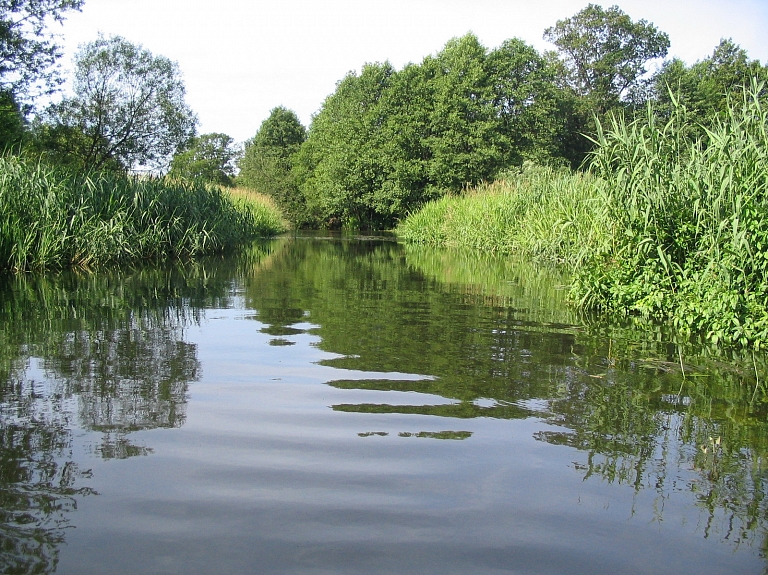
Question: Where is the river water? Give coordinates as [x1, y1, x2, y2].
[1, 235, 767, 574]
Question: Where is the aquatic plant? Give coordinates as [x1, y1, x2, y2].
[0, 158, 287, 271]
[576, 80, 768, 348]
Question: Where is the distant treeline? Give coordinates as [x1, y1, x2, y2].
[237, 5, 768, 229]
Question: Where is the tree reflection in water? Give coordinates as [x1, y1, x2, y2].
[245, 238, 768, 559]
[1, 237, 767, 571]
[0, 243, 275, 574]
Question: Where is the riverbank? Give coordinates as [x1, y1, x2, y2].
[0, 158, 287, 272]
[398, 83, 768, 350]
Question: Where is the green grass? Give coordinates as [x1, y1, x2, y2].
[0, 158, 287, 272]
[398, 80, 768, 349]
[397, 163, 611, 264]
[577, 80, 768, 348]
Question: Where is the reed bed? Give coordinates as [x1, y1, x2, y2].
[0, 159, 287, 272]
[397, 163, 611, 264]
[398, 81, 768, 349]
[223, 186, 290, 236]
[578, 80, 768, 348]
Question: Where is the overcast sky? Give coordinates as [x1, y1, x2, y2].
[54, 0, 768, 143]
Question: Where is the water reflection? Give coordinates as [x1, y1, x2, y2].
[0, 243, 275, 573]
[1, 236, 767, 573]
[243, 238, 768, 559]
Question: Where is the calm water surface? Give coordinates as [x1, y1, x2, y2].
[1, 235, 767, 574]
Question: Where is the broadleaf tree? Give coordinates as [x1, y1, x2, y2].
[297, 62, 398, 228]
[0, 0, 83, 97]
[651, 39, 768, 123]
[237, 106, 307, 223]
[169, 132, 239, 186]
[543, 4, 669, 113]
[44, 35, 197, 171]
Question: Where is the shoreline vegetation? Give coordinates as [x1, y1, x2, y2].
[0, 157, 287, 272]
[398, 82, 768, 350]
[2, 3, 767, 349]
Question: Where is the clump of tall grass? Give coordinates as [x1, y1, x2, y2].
[397, 163, 610, 264]
[223, 186, 290, 235]
[575, 80, 768, 349]
[0, 158, 287, 272]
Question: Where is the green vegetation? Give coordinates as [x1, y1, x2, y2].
[0, 1, 766, 345]
[0, 23, 283, 271]
[285, 34, 577, 229]
[169, 133, 240, 186]
[397, 164, 609, 263]
[34, 35, 197, 172]
[580, 80, 768, 348]
[399, 82, 768, 350]
[0, 1, 84, 97]
[236, 5, 764, 234]
[237, 107, 307, 225]
[543, 3, 670, 114]
[0, 156, 286, 272]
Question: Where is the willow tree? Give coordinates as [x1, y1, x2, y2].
[43, 35, 197, 171]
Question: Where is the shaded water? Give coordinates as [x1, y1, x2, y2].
[1, 235, 767, 574]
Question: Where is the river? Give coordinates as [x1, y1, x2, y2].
[1, 234, 766, 574]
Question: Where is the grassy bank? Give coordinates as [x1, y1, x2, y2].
[398, 82, 768, 349]
[397, 164, 610, 263]
[0, 158, 287, 272]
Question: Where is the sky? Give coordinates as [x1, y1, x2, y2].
[51, 0, 768, 144]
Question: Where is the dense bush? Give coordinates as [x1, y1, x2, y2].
[576, 80, 768, 348]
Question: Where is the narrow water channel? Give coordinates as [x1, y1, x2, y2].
[1, 235, 766, 574]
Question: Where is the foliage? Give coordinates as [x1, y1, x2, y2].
[543, 3, 669, 112]
[0, 88, 24, 149]
[0, 156, 285, 272]
[237, 106, 306, 224]
[0, 0, 83, 97]
[650, 39, 768, 125]
[575, 80, 768, 349]
[296, 61, 400, 228]
[222, 186, 289, 235]
[169, 132, 239, 186]
[400, 81, 768, 349]
[297, 34, 574, 229]
[41, 35, 197, 172]
[397, 163, 610, 263]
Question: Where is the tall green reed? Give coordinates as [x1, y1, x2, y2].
[0, 157, 286, 272]
[578, 80, 768, 348]
[397, 163, 611, 263]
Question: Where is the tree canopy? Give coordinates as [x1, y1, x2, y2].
[169, 132, 239, 186]
[238, 106, 306, 223]
[543, 3, 669, 111]
[651, 39, 768, 123]
[42, 35, 197, 171]
[0, 0, 83, 97]
[3, 2, 765, 235]
[294, 33, 576, 228]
